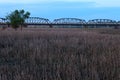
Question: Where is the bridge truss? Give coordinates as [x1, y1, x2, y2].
[53, 18, 86, 24]
[0, 17, 120, 28]
[88, 19, 117, 24]
[0, 18, 7, 23]
[25, 17, 50, 24]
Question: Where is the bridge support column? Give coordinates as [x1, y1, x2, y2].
[84, 26, 88, 28]
[49, 24, 53, 28]
[94, 25, 96, 28]
[106, 25, 109, 28]
[81, 25, 84, 28]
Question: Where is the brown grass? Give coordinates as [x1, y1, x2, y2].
[0, 28, 120, 80]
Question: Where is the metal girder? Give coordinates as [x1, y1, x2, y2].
[88, 19, 116, 24]
[25, 17, 50, 24]
[53, 18, 86, 24]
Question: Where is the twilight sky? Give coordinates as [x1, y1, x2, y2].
[0, 0, 120, 21]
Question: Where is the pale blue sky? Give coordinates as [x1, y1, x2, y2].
[0, 0, 120, 21]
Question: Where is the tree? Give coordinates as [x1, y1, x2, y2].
[6, 9, 30, 30]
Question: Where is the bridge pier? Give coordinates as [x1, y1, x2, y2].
[49, 24, 53, 28]
[94, 25, 96, 28]
[107, 25, 109, 27]
[81, 24, 84, 28]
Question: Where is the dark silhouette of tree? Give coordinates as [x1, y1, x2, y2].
[6, 9, 30, 30]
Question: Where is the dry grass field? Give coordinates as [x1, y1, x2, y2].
[0, 28, 120, 80]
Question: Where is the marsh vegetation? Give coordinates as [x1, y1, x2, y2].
[0, 28, 119, 80]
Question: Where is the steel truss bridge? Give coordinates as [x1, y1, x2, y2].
[0, 17, 120, 28]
